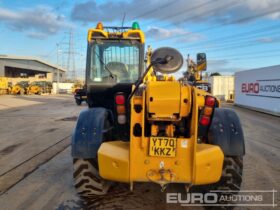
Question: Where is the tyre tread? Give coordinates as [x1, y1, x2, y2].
[73, 158, 110, 197]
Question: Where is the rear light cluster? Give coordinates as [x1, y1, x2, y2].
[199, 96, 216, 126]
[115, 93, 126, 124]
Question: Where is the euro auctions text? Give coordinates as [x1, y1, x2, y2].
[166, 190, 278, 207]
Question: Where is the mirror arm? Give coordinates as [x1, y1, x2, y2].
[127, 62, 153, 102]
[127, 56, 172, 102]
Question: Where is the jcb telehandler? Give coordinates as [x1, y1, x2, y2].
[11, 81, 29, 95]
[0, 77, 10, 95]
[71, 22, 245, 205]
[27, 81, 52, 95]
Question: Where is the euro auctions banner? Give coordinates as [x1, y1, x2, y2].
[235, 65, 280, 116]
[241, 79, 280, 98]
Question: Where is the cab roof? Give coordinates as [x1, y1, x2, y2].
[87, 22, 145, 43]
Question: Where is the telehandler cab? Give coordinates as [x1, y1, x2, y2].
[71, 22, 245, 205]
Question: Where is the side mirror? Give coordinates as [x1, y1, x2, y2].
[151, 47, 183, 74]
[196, 53, 207, 71]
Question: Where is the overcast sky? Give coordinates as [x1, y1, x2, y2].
[0, 0, 280, 78]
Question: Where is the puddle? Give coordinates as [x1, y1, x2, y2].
[0, 143, 22, 155]
[57, 116, 78, 121]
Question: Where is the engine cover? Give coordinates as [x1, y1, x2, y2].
[146, 81, 191, 121]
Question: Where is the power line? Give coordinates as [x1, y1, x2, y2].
[180, 23, 280, 50]
[141, 0, 218, 27]
[66, 30, 77, 81]
[148, 0, 239, 43]
[181, 29, 280, 51]
[130, 0, 178, 20]
[125, 0, 152, 20]
[150, 4, 280, 44]
[210, 53, 280, 61]
[202, 36, 280, 53]
[44, 35, 66, 59]
[164, 0, 239, 29]
[210, 48, 280, 57]
[184, 37, 280, 53]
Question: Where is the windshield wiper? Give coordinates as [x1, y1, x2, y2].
[93, 49, 115, 79]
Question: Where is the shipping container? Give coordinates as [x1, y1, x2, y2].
[234, 65, 280, 116]
[209, 76, 234, 101]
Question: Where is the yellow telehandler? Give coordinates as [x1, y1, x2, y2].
[27, 81, 52, 94]
[71, 22, 245, 207]
[11, 81, 29, 95]
[0, 77, 10, 94]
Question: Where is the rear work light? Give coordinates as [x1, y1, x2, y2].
[118, 115, 126, 124]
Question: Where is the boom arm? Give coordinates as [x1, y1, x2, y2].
[186, 54, 202, 81]
[185, 53, 207, 82]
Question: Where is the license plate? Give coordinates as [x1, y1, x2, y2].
[149, 137, 177, 157]
[81, 96, 87, 99]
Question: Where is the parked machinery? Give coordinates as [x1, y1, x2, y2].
[11, 81, 29, 95]
[27, 81, 52, 95]
[0, 77, 11, 95]
[71, 81, 84, 94]
[74, 87, 87, 106]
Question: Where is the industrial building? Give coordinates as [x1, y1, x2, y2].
[209, 76, 235, 101]
[0, 55, 66, 85]
[235, 65, 280, 116]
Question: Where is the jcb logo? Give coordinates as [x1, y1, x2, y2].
[242, 83, 259, 93]
[196, 85, 209, 92]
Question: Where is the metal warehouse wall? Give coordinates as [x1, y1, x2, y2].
[235, 65, 280, 116]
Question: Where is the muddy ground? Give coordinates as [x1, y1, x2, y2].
[0, 95, 279, 210]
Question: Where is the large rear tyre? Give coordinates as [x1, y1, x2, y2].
[73, 158, 111, 197]
[205, 156, 243, 210]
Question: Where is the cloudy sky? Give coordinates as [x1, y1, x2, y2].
[0, 0, 280, 78]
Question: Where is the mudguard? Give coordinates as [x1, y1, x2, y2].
[71, 107, 108, 158]
[208, 108, 245, 156]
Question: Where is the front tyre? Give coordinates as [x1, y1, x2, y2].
[75, 99, 82, 105]
[73, 159, 111, 197]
